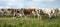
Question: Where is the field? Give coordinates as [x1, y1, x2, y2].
[0, 16, 60, 27]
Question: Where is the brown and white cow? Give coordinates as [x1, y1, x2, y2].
[1, 8, 16, 18]
[0, 9, 4, 16]
[23, 8, 36, 18]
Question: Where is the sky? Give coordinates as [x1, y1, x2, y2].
[0, 0, 60, 8]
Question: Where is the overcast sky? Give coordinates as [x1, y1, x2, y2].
[0, 0, 60, 8]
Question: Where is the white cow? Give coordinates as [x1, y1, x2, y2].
[41, 9, 55, 18]
[33, 9, 55, 19]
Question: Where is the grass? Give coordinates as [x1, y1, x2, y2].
[0, 16, 60, 27]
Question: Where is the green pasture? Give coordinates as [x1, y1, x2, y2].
[0, 16, 60, 27]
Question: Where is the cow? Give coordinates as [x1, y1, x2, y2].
[14, 9, 22, 18]
[23, 8, 36, 18]
[54, 8, 59, 16]
[1, 8, 16, 18]
[0, 9, 4, 16]
[37, 9, 55, 19]
[7, 9, 15, 16]
[2, 8, 24, 18]
[31, 9, 40, 18]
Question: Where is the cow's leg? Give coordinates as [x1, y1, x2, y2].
[16, 13, 20, 18]
[36, 13, 40, 18]
[33, 13, 37, 18]
[39, 15, 42, 20]
[13, 13, 16, 18]
[13, 12, 16, 18]
[27, 15, 30, 17]
[1, 12, 4, 16]
[33, 14, 35, 18]
[13, 16, 16, 18]
[25, 15, 27, 18]
[19, 14, 22, 18]
[48, 14, 51, 18]
[0, 11, 3, 16]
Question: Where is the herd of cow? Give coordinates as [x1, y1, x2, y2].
[0, 8, 60, 19]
